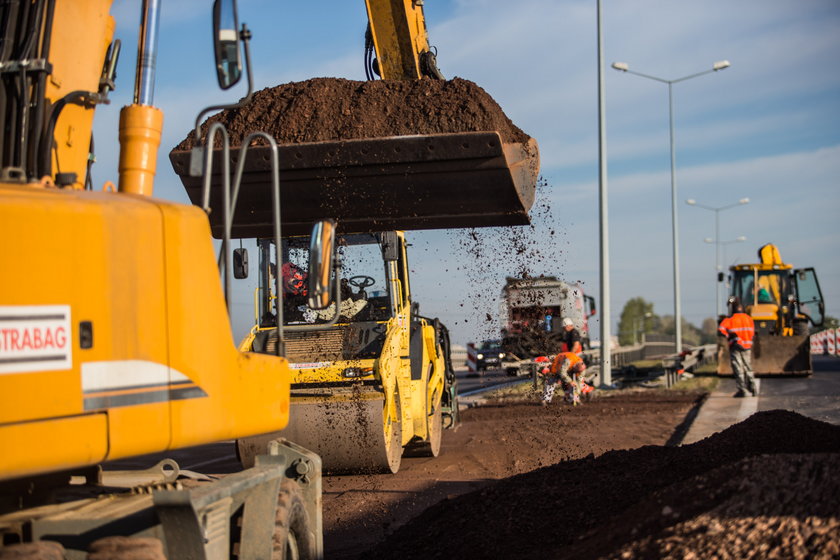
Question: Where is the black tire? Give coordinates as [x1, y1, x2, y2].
[87, 536, 165, 560]
[273, 478, 317, 560]
[0, 542, 65, 560]
[792, 320, 809, 336]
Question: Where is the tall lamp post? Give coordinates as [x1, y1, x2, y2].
[687, 197, 750, 316]
[612, 60, 730, 352]
[704, 235, 747, 315]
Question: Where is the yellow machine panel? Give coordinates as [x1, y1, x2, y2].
[0, 185, 293, 479]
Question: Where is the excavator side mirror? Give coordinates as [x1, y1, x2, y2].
[307, 220, 337, 310]
[213, 0, 242, 89]
[233, 248, 248, 279]
[717, 272, 725, 282]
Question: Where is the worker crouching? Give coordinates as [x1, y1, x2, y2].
[541, 351, 589, 406]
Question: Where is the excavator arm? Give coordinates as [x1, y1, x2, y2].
[364, 0, 444, 80]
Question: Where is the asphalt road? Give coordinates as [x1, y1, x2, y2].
[683, 354, 840, 444]
[454, 366, 530, 394]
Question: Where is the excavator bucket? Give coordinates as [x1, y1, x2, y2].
[169, 132, 538, 237]
[717, 335, 812, 376]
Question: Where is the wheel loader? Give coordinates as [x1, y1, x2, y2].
[168, 2, 540, 474]
[718, 244, 825, 376]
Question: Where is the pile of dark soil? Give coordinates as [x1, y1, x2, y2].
[174, 77, 531, 151]
[363, 410, 840, 559]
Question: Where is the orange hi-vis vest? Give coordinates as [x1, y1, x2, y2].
[550, 351, 582, 374]
[719, 312, 755, 350]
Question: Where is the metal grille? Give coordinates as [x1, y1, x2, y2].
[284, 329, 345, 362]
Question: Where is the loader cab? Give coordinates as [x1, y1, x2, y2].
[729, 265, 824, 335]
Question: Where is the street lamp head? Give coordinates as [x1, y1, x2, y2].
[739, 197, 749, 204]
[612, 62, 629, 72]
[736, 236, 747, 242]
[713, 60, 731, 71]
[704, 237, 714, 243]
[686, 199, 696, 205]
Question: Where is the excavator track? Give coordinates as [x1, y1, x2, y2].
[169, 132, 538, 236]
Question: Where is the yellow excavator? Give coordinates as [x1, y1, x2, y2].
[0, 1, 338, 557]
[718, 244, 825, 376]
[0, 0, 539, 557]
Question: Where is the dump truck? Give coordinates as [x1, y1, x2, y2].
[233, 231, 458, 474]
[718, 243, 825, 376]
[0, 1, 340, 557]
[500, 277, 596, 358]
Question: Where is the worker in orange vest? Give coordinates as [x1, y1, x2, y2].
[541, 351, 587, 406]
[719, 300, 757, 397]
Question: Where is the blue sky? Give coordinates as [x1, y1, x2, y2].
[94, 0, 840, 346]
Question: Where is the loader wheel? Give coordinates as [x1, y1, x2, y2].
[425, 402, 443, 457]
[272, 478, 317, 560]
[410, 397, 443, 458]
[0, 541, 65, 560]
[382, 385, 403, 473]
[87, 536, 165, 560]
[792, 320, 809, 336]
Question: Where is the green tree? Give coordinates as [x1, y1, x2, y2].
[701, 317, 719, 344]
[618, 297, 655, 346]
[658, 315, 707, 347]
[823, 315, 839, 329]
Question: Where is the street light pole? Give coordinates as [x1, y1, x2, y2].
[596, 0, 612, 387]
[612, 60, 730, 352]
[687, 198, 750, 316]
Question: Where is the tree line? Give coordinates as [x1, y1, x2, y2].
[617, 297, 719, 347]
[618, 297, 839, 347]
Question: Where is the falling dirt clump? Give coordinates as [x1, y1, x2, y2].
[174, 77, 531, 150]
[362, 410, 840, 559]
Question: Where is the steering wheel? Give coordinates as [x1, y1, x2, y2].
[349, 275, 375, 289]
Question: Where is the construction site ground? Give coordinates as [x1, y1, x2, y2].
[104, 356, 840, 559]
[322, 388, 703, 558]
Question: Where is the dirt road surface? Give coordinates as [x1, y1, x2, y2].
[323, 390, 704, 558]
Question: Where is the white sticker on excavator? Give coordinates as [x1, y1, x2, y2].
[0, 305, 72, 374]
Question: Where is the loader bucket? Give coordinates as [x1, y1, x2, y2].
[717, 334, 812, 376]
[169, 132, 538, 237]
